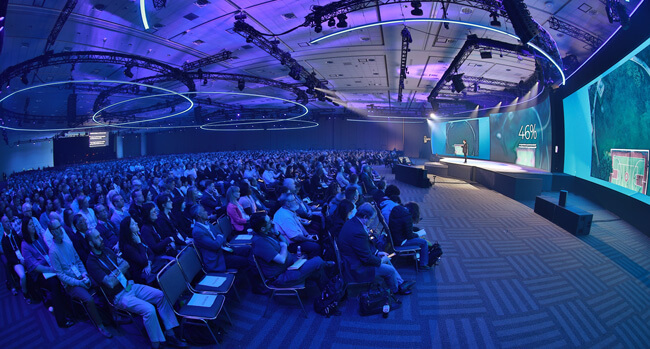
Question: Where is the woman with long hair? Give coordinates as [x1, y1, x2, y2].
[118, 216, 163, 285]
[140, 202, 176, 257]
[226, 185, 249, 234]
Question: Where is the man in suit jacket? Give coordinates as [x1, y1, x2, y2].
[200, 180, 222, 215]
[94, 204, 119, 251]
[337, 203, 414, 295]
[191, 204, 251, 273]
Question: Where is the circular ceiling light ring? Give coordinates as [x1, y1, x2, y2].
[0, 80, 191, 132]
[95, 91, 309, 129]
[310, 18, 565, 86]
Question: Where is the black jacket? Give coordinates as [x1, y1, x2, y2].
[388, 205, 418, 245]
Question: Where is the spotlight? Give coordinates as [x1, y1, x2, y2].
[314, 24, 322, 33]
[123, 66, 134, 78]
[246, 36, 253, 43]
[234, 11, 247, 21]
[336, 14, 348, 28]
[411, 1, 423, 16]
[237, 79, 245, 91]
[489, 12, 501, 27]
[443, 22, 449, 30]
[21, 73, 29, 85]
[327, 18, 336, 27]
[450, 74, 466, 93]
[203, 78, 208, 85]
[473, 82, 479, 92]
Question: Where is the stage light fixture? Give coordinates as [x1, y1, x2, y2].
[237, 79, 245, 91]
[411, 1, 424, 16]
[202, 78, 208, 85]
[480, 51, 492, 59]
[315, 24, 323, 33]
[473, 82, 480, 92]
[336, 14, 348, 28]
[21, 73, 29, 85]
[246, 36, 253, 43]
[489, 12, 501, 27]
[450, 74, 466, 93]
[124, 66, 134, 78]
[327, 18, 336, 27]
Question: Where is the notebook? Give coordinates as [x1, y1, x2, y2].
[187, 294, 217, 308]
[233, 234, 253, 241]
[198, 275, 226, 288]
[288, 258, 307, 270]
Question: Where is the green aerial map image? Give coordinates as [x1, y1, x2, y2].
[589, 42, 650, 195]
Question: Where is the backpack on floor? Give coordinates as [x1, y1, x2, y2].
[314, 275, 346, 317]
[428, 241, 443, 266]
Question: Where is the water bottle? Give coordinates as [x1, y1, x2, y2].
[382, 302, 390, 318]
[296, 246, 302, 259]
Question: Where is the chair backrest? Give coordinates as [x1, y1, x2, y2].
[157, 260, 189, 306]
[217, 215, 232, 239]
[331, 237, 344, 276]
[252, 255, 271, 288]
[176, 245, 203, 283]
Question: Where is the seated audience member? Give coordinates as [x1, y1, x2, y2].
[347, 174, 363, 200]
[140, 203, 176, 257]
[251, 212, 329, 290]
[239, 181, 266, 216]
[191, 204, 252, 273]
[71, 214, 92, 262]
[379, 184, 402, 225]
[336, 166, 350, 188]
[110, 194, 130, 228]
[94, 204, 119, 251]
[330, 186, 359, 216]
[2, 215, 27, 299]
[170, 197, 192, 238]
[39, 199, 55, 232]
[360, 165, 377, 192]
[77, 195, 98, 230]
[226, 186, 249, 235]
[85, 229, 186, 348]
[337, 203, 414, 295]
[129, 189, 146, 226]
[21, 202, 46, 237]
[119, 217, 167, 285]
[155, 194, 189, 246]
[388, 202, 430, 271]
[200, 180, 222, 215]
[262, 164, 280, 187]
[20, 217, 75, 328]
[48, 219, 112, 337]
[371, 180, 387, 204]
[273, 193, 322, 258]
[326, 199, 356, 239]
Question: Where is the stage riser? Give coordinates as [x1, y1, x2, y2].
[424, 164, 448, 177]
[394, 164, 431, 188]
[534, 196, 593, 235]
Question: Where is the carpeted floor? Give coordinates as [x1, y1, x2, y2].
[1, 166, 649, 348]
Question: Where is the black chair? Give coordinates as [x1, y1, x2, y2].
[99, 287, 147, 337]
[330, 235, 374, 297]
[176, 244, 240, 301]
[216, 215, 252, 246]
[374, 203, 420, 271]
[157, 260, 229, 344]
[252, 255, 307, 318]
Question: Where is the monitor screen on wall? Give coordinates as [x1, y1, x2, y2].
[564, 37, 650, 201]
[489, 97, 552, 171]
[430, 117, 490, 160]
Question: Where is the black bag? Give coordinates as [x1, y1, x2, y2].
[358, 284, 401, 316]
[428, 241, 443, 267]
[314, 275, 346, 317]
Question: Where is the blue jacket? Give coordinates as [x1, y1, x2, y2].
[337, 217, 381, 283]
[192, 222, 226, 273]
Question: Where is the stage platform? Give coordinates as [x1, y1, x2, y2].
[423, 158, 557, 201]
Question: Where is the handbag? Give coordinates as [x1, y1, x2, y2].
[358, 284, 401, 316]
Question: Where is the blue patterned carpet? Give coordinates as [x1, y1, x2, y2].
[1, 168, 649, 348]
